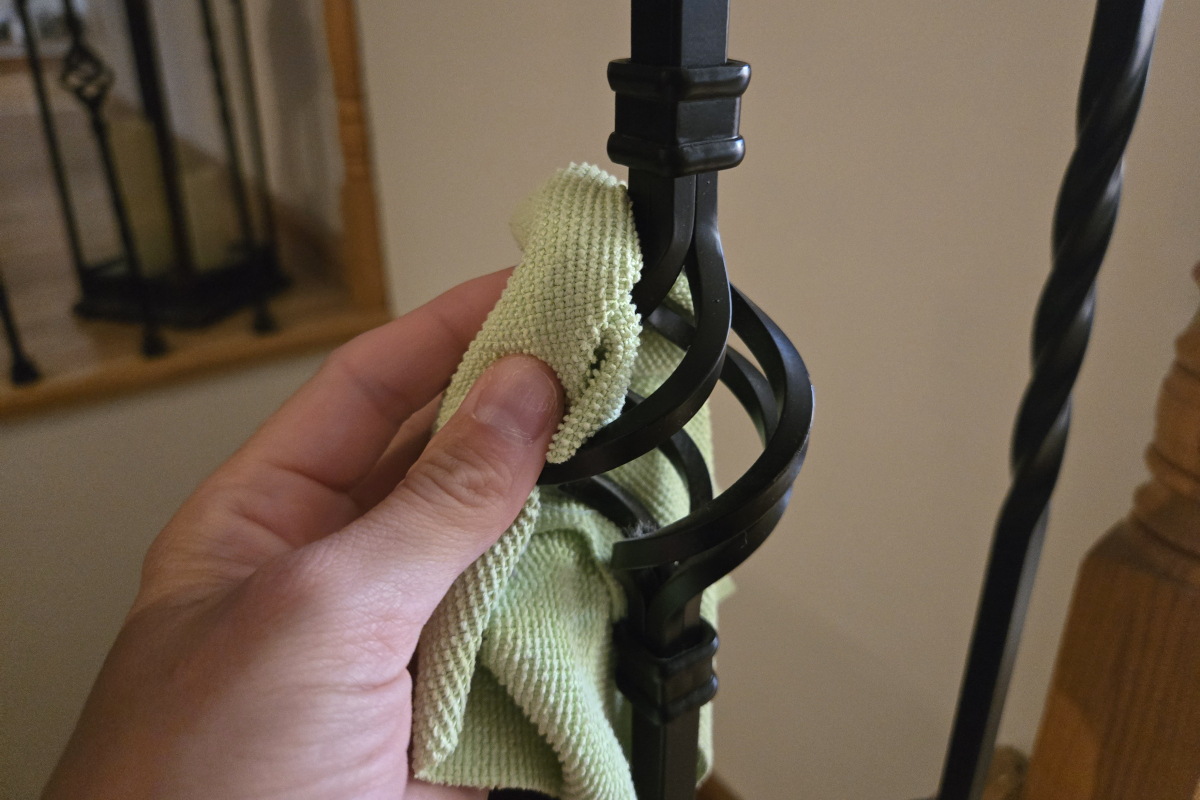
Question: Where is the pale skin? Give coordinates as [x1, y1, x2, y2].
[43, 269, 565, 800]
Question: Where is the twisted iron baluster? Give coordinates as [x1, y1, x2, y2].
[936, 2, 1164, 798]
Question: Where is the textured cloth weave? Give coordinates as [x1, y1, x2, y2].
[411, 163, 726, 800]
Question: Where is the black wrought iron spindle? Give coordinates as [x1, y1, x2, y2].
[197, 0, 276, 333]
[120, 0, 196, 283]
[530, 2, 814, 798]
[613, 7, 731, 798]
[14, 0, 87, 286]
[935, 2, 1164, 798]
[0, 264, 40, 386]
[59, 0, 166, 357]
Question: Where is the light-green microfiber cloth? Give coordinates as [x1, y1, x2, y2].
[411, 163, 729, 800]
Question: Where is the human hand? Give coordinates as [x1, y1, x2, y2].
[43, 269, 564, 800]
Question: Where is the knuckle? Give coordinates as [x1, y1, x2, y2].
[400, 433, 518, 516]
[231, 553, 417, 688]
[239, 548, 344, 627]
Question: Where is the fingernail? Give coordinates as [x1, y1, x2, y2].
[471, 356, 560, 443]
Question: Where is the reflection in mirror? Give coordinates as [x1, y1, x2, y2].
[0, 0, 379, 412]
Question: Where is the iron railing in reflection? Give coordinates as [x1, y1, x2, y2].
[3, 0, 286, 385]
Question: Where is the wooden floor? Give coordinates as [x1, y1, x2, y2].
[0, 68, 386, 419]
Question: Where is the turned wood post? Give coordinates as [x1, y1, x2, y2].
[323, 0, 389, 314]
[1023, 267, 1200, 799]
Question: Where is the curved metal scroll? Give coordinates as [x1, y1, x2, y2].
[555, 191, 813, 800]
[935, 2, 1164, 799]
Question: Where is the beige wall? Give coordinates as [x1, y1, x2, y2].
[0, 356, 324, 799]
[2, 0, 1200, 798]
[2, 2, 339, 796]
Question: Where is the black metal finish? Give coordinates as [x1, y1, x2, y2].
[537, 3, 815, 797]
[630, 0, 729, 67]
[0, 266, 40, 386]
[563, 277, 808, 800]
[607, 59, 749, 177]
[58, 0, 166, 357]
[615, 619, 719, 726]
[121, 0, 195, 281]
[934, 2, 1164, 799]
[15, 0, 87, 286]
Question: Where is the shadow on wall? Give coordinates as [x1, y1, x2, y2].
[265, 0, 329, 225]
[716, 579, 949, 799]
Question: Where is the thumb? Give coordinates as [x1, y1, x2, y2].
[305, 354, 563, 640]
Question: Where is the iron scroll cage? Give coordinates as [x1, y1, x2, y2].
[531, 2, 817, 799]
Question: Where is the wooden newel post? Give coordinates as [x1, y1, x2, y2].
[1024, 266, 1200, 799]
